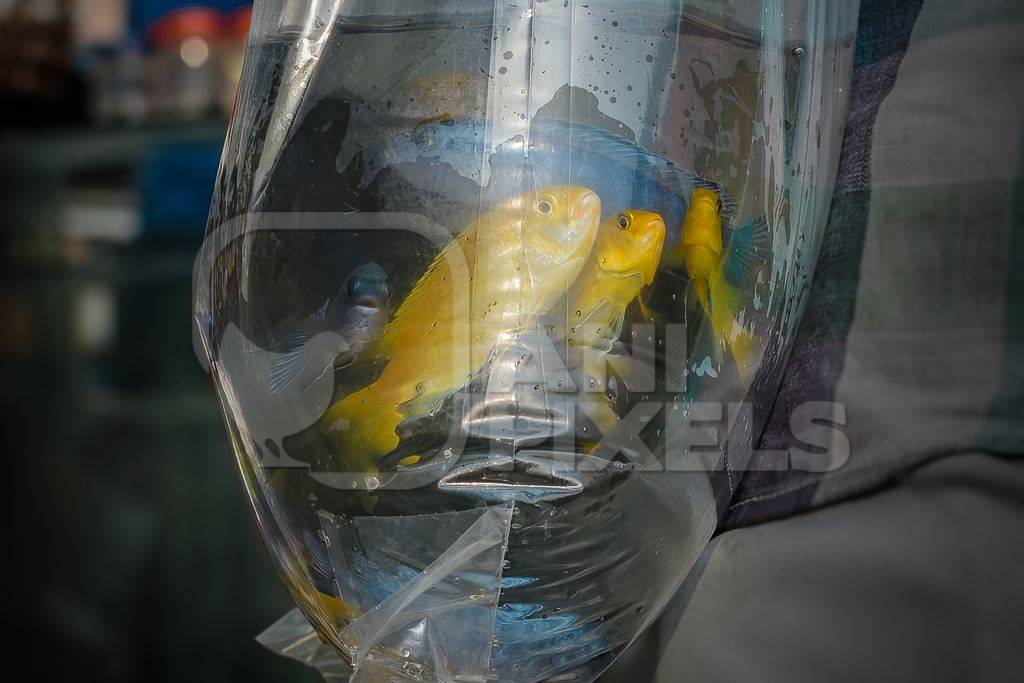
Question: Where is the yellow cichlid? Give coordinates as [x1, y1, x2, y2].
[567, 210, 667, 352]
[667, 187, 767, 387]
[322, 186, 602, 473]
[565, 209, 666, 440]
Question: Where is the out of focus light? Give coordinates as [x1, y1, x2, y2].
[75, 283, 117, 354]
[180, 36, 210, 69]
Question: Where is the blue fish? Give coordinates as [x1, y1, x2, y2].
[356, 115, 733, 245]
[216, 263, 391, 468]
[265, 262, 392, 392]
[489, 119, 709, 231]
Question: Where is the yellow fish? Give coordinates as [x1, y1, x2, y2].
[567, 210, 667, 352]
[565, 210, 666, 440]
[323, 186, 602, 473]
[272, 536, 356, 638]
[667, 187, 768, 387]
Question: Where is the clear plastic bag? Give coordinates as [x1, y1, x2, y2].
[193, 1, 858, 680]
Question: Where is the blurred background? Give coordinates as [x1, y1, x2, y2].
[0, 1, 316, 680]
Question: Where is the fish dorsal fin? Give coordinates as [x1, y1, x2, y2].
[722, 215, 770, 289]
[533, 121, 745, 233]
[670, 173, 741, 234]
[566, 125, 661, 172]
[568, 126, 723, 213]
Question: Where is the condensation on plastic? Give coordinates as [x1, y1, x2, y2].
[193, 1, 859, 681]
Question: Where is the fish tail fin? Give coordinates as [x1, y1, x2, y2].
[729, 325, 758, 388]
[322, 386, 402, 473]
[723, 214, 771, 289]
[708, 273, 759, 388]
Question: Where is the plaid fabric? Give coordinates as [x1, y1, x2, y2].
[723, 0, 1024, 528]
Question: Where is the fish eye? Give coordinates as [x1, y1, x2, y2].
[616, 214, 630, 230]
[535, 198, 554, 216]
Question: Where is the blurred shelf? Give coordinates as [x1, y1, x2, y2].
[6, 243, 199, 281]
[0, 118, 228, 173]
[83, 388, 221, 423]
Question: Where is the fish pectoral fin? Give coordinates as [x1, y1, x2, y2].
[266, 338, 312, 394]
[269, 331, 350, 394]
[692, 278, 713, 317]
[637, 288, 660, 325]
[723, 215, 770, 289]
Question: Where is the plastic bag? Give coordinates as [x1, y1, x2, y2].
[193, 0, 858, 680]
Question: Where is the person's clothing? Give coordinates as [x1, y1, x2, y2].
[605, 0, 1024, 679]
[723, 0, 1024, 526]
[605, 454, 1024, 682]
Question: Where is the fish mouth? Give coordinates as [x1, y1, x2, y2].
[353, 297, 381, 309]
[604, 220, 666, 285]
[571, 189, 601, 223]
[635, 219, 667, 285]
[569, 190, 602, 254]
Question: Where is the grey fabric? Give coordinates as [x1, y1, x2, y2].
[601, 0, 1024, 679]
[727, 0, 1024, 524]
[811, 0, 1024, 507]
[603, 453, 1024, 683]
